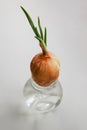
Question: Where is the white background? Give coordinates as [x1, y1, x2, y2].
[0, 0, 87, 130]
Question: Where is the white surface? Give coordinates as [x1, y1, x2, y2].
[0, 0, 87, 130]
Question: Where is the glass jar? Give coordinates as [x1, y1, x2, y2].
[23, 78, 63, 114]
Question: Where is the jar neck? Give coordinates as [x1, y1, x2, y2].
[30, 78, 57, 91]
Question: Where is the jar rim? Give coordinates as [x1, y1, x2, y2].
[30, 78, 58, 91]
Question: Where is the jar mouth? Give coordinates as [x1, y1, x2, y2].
[30, 77, 58, 91]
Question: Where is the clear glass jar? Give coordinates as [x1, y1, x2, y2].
[23, 78, 63, 114]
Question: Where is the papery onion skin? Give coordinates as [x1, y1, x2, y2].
[30, 51, 60, 87]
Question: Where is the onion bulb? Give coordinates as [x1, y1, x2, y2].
[30, 51, 60, 86]
[21, 6, 60, 87]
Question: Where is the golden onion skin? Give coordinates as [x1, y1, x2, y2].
[30, 51, 60, 87]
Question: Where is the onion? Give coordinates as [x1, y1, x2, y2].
[30, 51, 60, 86]
[21, 6, 60, 87]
